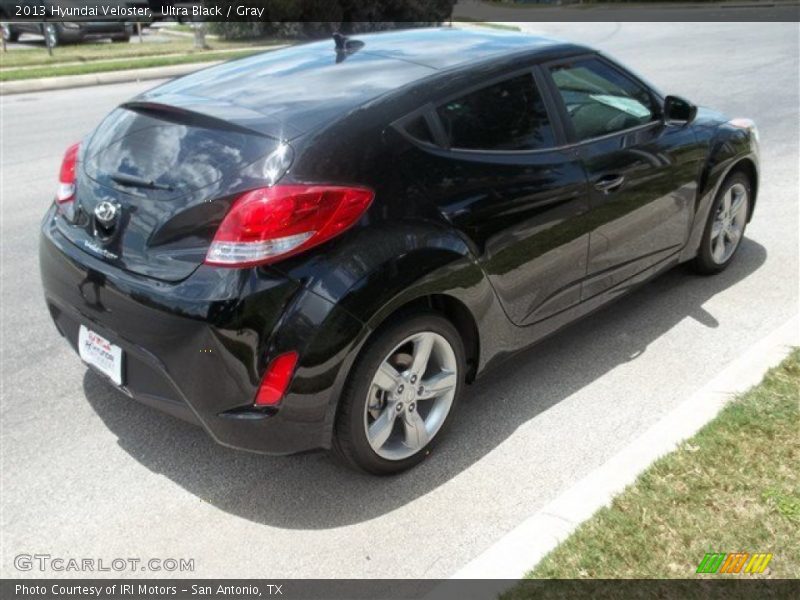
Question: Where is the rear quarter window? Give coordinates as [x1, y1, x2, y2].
[403, 115, 435, 145]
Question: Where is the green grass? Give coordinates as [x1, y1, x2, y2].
[0, 38, 277, 69]
[505, 349, 800, 587]
[0, 48, 268, 82]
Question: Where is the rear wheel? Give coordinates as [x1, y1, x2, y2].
[691, 172, 751, 275]
[111, 34, 130, 43]
[333, 312, 465, 475]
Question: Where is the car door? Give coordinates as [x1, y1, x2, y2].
[544, 55, 704, 299]
[395, 67, 591, 326]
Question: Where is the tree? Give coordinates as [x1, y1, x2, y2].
[193, 22, 209, 49]
[193, 1, 209, 49]
[209, 0, 456, 40]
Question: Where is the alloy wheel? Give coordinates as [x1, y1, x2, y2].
[710, 182, 748, 264]
[363, 331, 458, 461]
[45, 24, 58, 47]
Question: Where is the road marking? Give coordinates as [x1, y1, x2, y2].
[447, 314, 798, 585]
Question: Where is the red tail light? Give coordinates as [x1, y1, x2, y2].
[255, 351, 299, 406]
[56, 142, 80, 206]
[55, 142, 80, 221]
[205, 184, 374, 267]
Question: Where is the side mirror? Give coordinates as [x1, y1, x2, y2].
[664, 95, 697, 125]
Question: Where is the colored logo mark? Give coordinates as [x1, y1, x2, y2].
[696, 552, 773, 574]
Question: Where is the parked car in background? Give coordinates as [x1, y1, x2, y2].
[2, 20, 133, 45]
[39, 28, 759, 474]
[1, 0, 136, 46]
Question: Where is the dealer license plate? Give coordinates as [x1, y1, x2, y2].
[78, 325, 123, 386]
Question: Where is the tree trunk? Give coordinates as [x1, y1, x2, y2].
[193, 23, 208, 50]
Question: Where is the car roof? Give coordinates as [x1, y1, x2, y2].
[140, 28, 585, 139]
[332, 26, 578, 69]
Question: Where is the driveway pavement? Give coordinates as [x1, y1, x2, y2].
[1, 22, 797, 579]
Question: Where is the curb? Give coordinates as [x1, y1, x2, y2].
[0, 62, 221, 95]
[441, 314, 799, 592]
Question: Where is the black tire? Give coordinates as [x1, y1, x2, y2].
[691, 171, 751, 275]
[2, 23, 19, 43]
[111, 35, 130, 43]
[332, 312, 466, 475]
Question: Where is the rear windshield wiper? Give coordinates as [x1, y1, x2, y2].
[110, 173, 174, 192]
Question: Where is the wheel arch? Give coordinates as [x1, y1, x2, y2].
[727, 157, 758, 221]
[681, 132, 759, 263]
[300, 232, 509, 448]
[364, 293, 481, 384]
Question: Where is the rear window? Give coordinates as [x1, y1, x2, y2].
[84, 108, 273, 196]
[436, 73, 555, 151]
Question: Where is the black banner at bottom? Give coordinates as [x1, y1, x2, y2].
[3, 579, 800, 600]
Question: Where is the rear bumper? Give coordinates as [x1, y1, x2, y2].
[39, 206, 364, 455]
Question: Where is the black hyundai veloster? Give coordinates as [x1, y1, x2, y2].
[40, 28, 759, 474]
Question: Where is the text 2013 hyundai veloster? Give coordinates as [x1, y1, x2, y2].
[40, 28, 759, 474]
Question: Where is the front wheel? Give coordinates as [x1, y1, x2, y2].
[691, 172, 751, 275]
[333, 312, 465, 475]
[43, 23, 59, 48]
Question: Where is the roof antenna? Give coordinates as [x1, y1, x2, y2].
[333, 31, 347, 51]
[333, 31, 364, 63]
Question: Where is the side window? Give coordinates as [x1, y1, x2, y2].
[549, 58, 656, 141]
[436, 73, 555, 151]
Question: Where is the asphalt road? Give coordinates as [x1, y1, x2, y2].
[1, 22, 798, 579]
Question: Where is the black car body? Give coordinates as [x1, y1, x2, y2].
[39, 28, 759, 472]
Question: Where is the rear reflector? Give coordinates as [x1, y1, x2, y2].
[205, 184, 373, 267]
[254, 351, 299, 406]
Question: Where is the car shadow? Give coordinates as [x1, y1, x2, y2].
[83, 239, 766, 530]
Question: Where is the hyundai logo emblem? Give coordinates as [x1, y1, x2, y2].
[94, 201, 119, 227]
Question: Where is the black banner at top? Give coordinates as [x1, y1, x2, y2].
[0, 0, 798, 23]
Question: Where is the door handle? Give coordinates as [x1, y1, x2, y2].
[594, 174, 625, 194]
